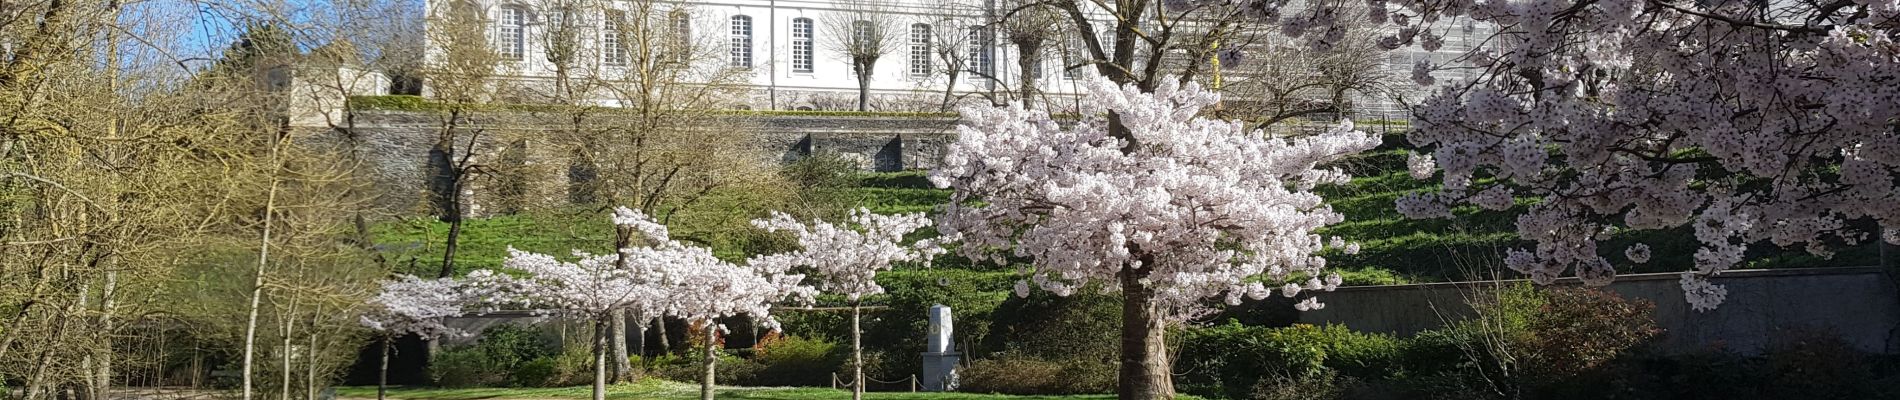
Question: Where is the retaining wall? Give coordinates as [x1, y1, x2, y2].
[1297, 266, 1900, 354]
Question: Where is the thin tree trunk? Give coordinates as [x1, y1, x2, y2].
[609, 227, 634, 382]
[631, 318, 647, 357]
[378, 336, 390, 400]
[939, 71, 961, 112]
[851, 301, 863, 400]
[439, 218, 463, 278]
[281, 298, 298, 400]
[700, 322, 716, 400]
[243, 147, 283, 400]
[593, 317, 608, 400]
[94, 270, 116, 400]
[1117, 260, 1174, 400]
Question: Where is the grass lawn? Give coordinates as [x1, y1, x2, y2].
[335, 380, 1177, 400]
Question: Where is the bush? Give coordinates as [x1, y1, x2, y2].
[428, 347, 506, 387]
[782, 152, 862, 191]
[742, 333, 845, 386]
[956, 352, 1116, 395]
[424, 324, 558, 387]
[1178, 323, 1403, 400]
[1520, 287, 1661, 379]
[513, 343, 595, 387]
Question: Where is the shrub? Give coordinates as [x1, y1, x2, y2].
[513, 343, 595, 387]
[347, 95, 436, 111]
[1520, 287, 1661, 379]
[742, 333, 845, 386]
[1178, 323, 1403, 400]
[424, 324, 558, 387]
[782, 152, 862, 190]
[428, 347, 506, 387]
[956, 352, 1115, 395]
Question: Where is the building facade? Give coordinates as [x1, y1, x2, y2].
[424, 0, 1489, 115]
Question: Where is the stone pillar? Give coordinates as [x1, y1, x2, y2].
[920, 304, 960, 391]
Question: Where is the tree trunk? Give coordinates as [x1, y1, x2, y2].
[378, 336, 390, 400]
[93, 270, 116, 400]
[631, 319, 647, 357]
[1016, 42, 1043, 108]
[593, 317, 608, 400]
[939, 71, 961, 112]
[244, 151, 284, 400]
[700, 322, 717, 400]
[439, 218, 463, 278]
[609, 310, 632, 382]
[1118, 263, 1174, 400]
[609, 226, 634, 381]
[851, 302, 864, 400]
[654, 317, 670, 354]
[855, 61, 873, 111]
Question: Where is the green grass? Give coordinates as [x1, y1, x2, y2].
[335, 380, 1178, 400]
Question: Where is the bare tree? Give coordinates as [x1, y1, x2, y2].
[820, 0, 901, 111]
[1215, 2, 1397, 128]
[996, 0, 1063, 108]
[925, 7, 978, 111]
[420, 0, 507, 278]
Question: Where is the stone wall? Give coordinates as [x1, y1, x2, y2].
[306, 110, 958, 214]
[1297, 266, 1900, 354]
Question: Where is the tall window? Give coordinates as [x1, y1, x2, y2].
[666, 11, 692, 63]
[908, 23, 932, 77]
[603, 11, 628, 66]
[730, 15, 753, 68]
[791, 18, 814, 73]
[497, 6, 527, 60]
[966, 27, 991, 77]
[1062, 35, 1083, 80]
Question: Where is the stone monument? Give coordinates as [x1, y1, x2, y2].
[920, 304, 960, 391]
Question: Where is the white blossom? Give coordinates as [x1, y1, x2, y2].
[1679, 273, 1729, 312]
[750, 208, 945, 302]
[361, 275, 470, 339]
[1387, 0, 1900, 310]
[474, 208, 814, 331]
[932, 76, 1379, 314]
[1624, 243, 1651, 264]
[1406, 152, 1437, 179]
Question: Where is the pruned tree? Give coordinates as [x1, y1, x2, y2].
[820, 0, 902, 111]
[932, 78, 1378, 399]
[749, 209, 945, 400]
[927, 15, 976, 112]
[1386, 0, 1900, 310]
[996, 0, 1065, 107]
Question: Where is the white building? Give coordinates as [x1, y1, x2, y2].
[423, 0, 1487, 115]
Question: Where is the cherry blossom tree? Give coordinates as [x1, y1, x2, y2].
[749, 209, 944, 400]
[476, 207, 812, 400]
[930, 77, 1378, 399]
[1383, 0, 1900, 311]
[361, 276, 469, 400]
